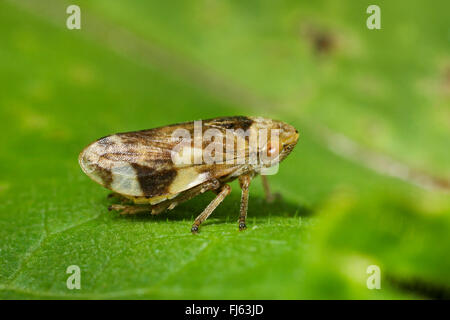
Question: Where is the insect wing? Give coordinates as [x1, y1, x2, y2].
[82, 117, 253, 198]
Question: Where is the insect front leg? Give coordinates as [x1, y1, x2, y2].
[261, 175, 280, 203]
[238, 174, 252, 231]
[191, 184, 231, 234]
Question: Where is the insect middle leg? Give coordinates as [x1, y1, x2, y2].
[191, 184, 231, 234]
[109, 179, 222, 216]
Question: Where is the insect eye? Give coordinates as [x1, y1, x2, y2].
[266, 142, 279, 157]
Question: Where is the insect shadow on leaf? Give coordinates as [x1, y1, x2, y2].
[109, 190, 312, 227]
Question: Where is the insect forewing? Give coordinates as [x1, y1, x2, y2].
[79, 117, 253, 198]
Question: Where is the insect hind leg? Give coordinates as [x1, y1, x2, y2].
[107, 192, 131, 203]
[108, 204, 152, 215]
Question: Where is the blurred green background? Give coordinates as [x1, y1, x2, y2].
[0, 0, 449, 299]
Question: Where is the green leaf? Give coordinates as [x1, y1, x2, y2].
[0, 0, 448, 299]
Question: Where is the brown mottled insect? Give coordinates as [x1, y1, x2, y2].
[79, 116, 299, 233]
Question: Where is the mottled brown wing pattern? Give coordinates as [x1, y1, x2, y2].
[79, 116, 254, 198]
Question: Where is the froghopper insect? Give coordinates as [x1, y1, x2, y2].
[79, 116, 299, 233]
